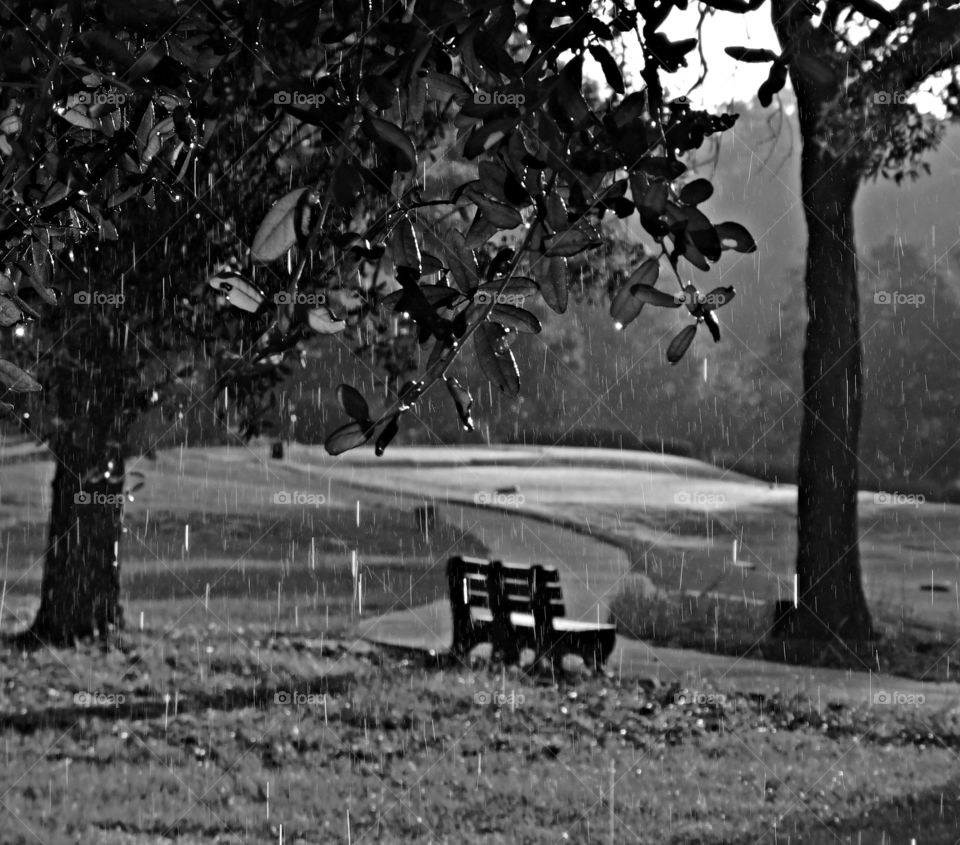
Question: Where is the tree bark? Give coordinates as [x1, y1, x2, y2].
[785, 109, 874, 644]
[29, 424, 126, 646]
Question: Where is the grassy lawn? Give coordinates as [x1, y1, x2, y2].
[2, 626, 959, 844]
[1, 487, 488, 635]
[4, 446, 960, 843]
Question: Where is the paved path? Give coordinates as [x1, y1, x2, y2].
[353, 500, 642, 650]
[344, 469, 960, 713]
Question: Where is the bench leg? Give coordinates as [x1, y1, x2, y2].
[579, 630, 616, 670]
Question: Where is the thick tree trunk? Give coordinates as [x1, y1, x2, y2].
[783, 130, 874, 644]
[30, 421, 126, 646]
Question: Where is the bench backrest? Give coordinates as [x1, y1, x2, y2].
[447, 555, 565, 618]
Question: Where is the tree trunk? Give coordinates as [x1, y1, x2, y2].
[785, 122, 874, 644]
[29, 421, 126, 646]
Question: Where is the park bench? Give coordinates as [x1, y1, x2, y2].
[446, 555, 617, 669]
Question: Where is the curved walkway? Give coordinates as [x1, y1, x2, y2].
[344, 480, 960, 714]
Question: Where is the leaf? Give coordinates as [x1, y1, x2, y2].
[667, 324, 697, 364]
[715, 221, 757, 253]
[0, 359, 41, 392]
[683, 206, 723, 262]
[0, 295, 23, 327]
[251, 187, 310, 263]
[478, 160, 510, 203]
[419, 253, 444, 277]
[534, 255, 568, 313]
[725, 46, 780, 63]
[545, 193, 567, 231]
[609, 258, 668, 328]
[637, 157, 687, 180]
[392, 217, 421, 275]
[703, 286, 736, 310]
[490, 304, 541, 334]
[306, 306, 347, 333]
[337, 384, 370, 422]
[758, 62, 788, 107]
[381, 284, 460, 310]
[363, 115, 417, 170]
[703, 310, 721, 342]
[464, 210, 499, 249]
[850, 0, 896, 28]
[474, 322, 520, 396]
[471, 193, 522, 229]
[374, 414, 400, 456]
[424, 71, 471, 102]
[208, 272, 264, 313]
[463, 118, 517, 159]
[447, 229, 479, 292]
[588, 45, 625, 94]
[544, 228, 600, 257]
[445, 377, 475, 431]
[324, 420, 374, 455]
[679, 179, 714, 206]
[477, 277, 538, 298]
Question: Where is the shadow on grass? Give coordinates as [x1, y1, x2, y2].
[726, 777, 960, 845]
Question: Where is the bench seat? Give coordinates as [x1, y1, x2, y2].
[447, 555, 617, 669]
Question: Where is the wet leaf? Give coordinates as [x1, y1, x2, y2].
[306, 306, 347, 333]
[251, 187, 310, 263]
[337, 384, 370, 422]
[703, 286, 736, 310]
[392, 217, 421, 275]
[474, 322, 520, 396]
[374, 414, 400, 456]
[679, 179, 714, 206]
[544, 228, 600, 257]
[703, 310, 721, 342]
[0, 295, 23, 327]
[363, 115, 417, 170]
[490, 304, 541, 334]
[609, 257, 663, 328]
[588, 45, 625, 94]
[445, 377, 475, 431]
[471, 193, 522, 229]
[208, 272, 264, 313]
[447, 229, 479, 292]
[535, 255, 568, 313]
[424, 71, 471, 102]
[0, 359, 41, 392]
[464, 210, 498, 249]
[324, 420, 373, 455]
[850, 0, 896, 28]
[667, 324, 697, 364]
[725, 46, 780, 63]
[715, 221, 757, 253]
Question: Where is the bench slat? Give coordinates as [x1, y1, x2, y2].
[448, 555, 614, 666]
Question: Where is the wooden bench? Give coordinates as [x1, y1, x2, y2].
[446, 555, 617, 669]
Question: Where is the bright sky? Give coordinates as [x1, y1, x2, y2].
[601, 5, 946, 116]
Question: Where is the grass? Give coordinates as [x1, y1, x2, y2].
[2, 626, 960, 844]
[4, 445, 960, 842]
[609, 569, 960, 682]
[1, 503, 488, 635]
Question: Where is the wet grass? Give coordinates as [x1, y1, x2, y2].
[610, 567, 960, 682]
[2, 626, 959, 844]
